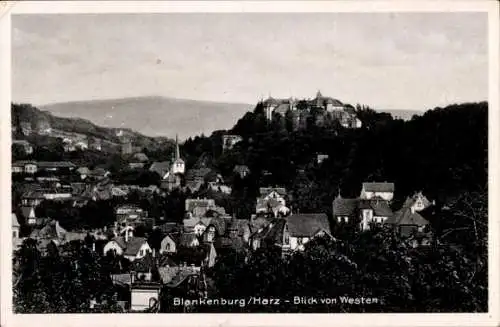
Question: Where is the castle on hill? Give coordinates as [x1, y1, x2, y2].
[261, 91, 362, 129]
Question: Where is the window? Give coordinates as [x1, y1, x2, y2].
[139, 249, 144, 257]
[13, 231, 17, 238]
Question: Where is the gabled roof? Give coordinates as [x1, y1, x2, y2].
[388, 208, 429, 226]
[332, 197, 358, 216]
[12, 213, 20, 228]
[362, 182, 395, 193]
[286, 213, 331, 237]
[358, 199, 393, 217]
[149, 161, 171, 177]
[30, 220, 67, 239]
[123, 237, 149, 256]
[259, 187, 287, 197]
[402, 192, 432, 210]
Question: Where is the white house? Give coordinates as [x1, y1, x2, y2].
[159, 234, 177, 254]
[130, 283, 162, 312]
[103, 236, 151, 261]
[360, 182, 395, 201]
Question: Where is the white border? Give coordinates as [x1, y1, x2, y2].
[1, 1, 499, 327]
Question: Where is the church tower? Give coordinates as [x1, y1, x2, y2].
[172, 134, 185, 175]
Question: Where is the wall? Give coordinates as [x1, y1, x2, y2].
[131, 289, 159, 312]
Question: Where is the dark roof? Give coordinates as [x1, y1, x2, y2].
[215, 236, 246, 252]
[233, 165, 250, 173]
[37, 161, 76, 169]
[149, 161, 171, 177]
[259, 187, 287, 197]
[332, 197, 358, 216]
[286, 213, 331, 237]
[228, 219, 250, 236]
[179, 233, 199, 247]
[388, 208, 429, 226]
[123, 237, 149, 256]
[132, 253, 155, 272]
[362, 182, 395, 193]
[157, 222, 181, 234]
[185, 168, 212, 181]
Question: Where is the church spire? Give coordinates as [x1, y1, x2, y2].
[175, 134, 180, 160]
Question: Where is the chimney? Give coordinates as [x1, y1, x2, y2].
[125, 229, 130, 243]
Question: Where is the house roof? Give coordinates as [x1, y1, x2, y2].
[402, 192, 432, 209]
[30, 220, 67, 240]
[123, 237, 149, 256]
[233, 165, 250, 173]
[388, 208, 429, 226]
[274, 103, 291, 115]
[76, 167, 91, 175]
[185, 168, 212, 181]
[12, 213, 20, 228]
[362, 182, 395, 193]
[149, 161, 171, 177]
[332, 197, 358, 216]
[111, 273, 132, 286]
[132, 253, 155, 272]
[158, 222, 181, 234]
[186, 198, 215, 212]
[286, 213, 331, 237]
[132, 152, 149, 162]
[37, 161, 76, 169]
[64, 232, 87, 242]
[183, 217, 201, 229]
[259, 187, 287, 197]
[179, 233, 199, 247]
[358, 199, 393, 217]
[157, 254, 178, 267]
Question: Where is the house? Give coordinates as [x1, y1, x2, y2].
[255, 187, 289, 217]
[103, 236, 152, 261]
[171, 135, 185, 175]
[12, 140, 34, 155]
[332, 195, 358, 223]
[185, 167, 212, 190]
[401, 191, 433, 213]
[88, 137, 102, 151]
[179, 233, 200, 248]
[21, 188, 45, 206]
[76, 167, 91, 180]
[252, 213, 332, 253]
[130, 282, 162, 312]
[262, 97, 296, 121]
[20, 121, 32, 136]
[21, 206, 37, 225]
[160, 234, 178, 254]
[316, 154, 329, 165]
[222, 134, 243, 152]
[360, 182, 395, 201]
[385, 206, 430, 237]
[149, 161, 171, 179]
[29, 220, 67, 254]
[36, 118, 52, 135]
[233, 165, 250, 179]
[12, 161, 38, 174]
[358, 198, 393, 231]
[37, 161, 76, 174]
[185, 198, 217, 217]
[12, 213, 21, 239]
[74, 140, 89, 150]
[182, 216, 209, 235]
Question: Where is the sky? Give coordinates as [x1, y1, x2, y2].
[12, 12, 488, 110]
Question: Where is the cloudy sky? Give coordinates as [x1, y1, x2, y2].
[12, 12, 488, 110]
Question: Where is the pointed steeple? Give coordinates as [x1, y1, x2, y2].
[175, 134, 180, 160]
[316, 90, 322, 99]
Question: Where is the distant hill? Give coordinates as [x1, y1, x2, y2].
[11, 103, 173, 151]
[40, 96, 253, 140]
